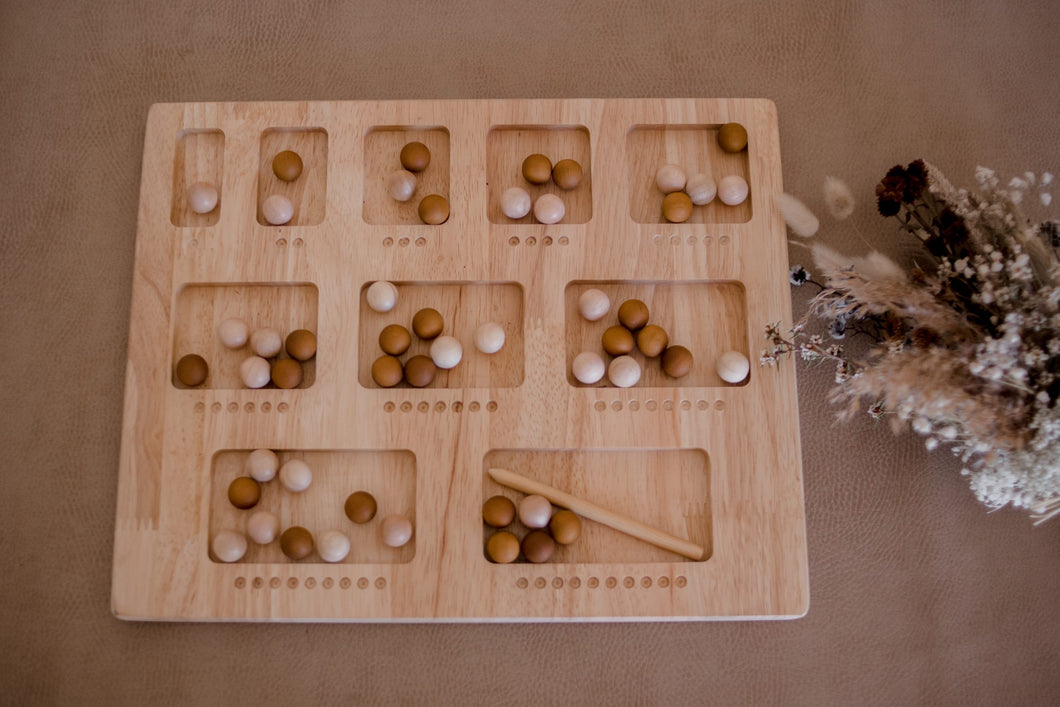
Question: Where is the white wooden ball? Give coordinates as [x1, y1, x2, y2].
[380, 514, 414, 548]
[518, 494, 553, 529]
[244, 448, 279, 482]
[240, 356, 271, 389]
[430, 335, 463, 369]
[366, 281, 398, 313]
[262, 194, 294, 225]
[655, 164, 687, 193]
[718, 175, 749, 206]
[716, 350, 750, 384]
[572, 351, 606, 384]
[533, 193, 565, 224]
[211, 530, 247, 563]
[187, 181, 218, 214]
[578, 288, 611, 322]
[474, 322, 506, 354]
[217, 317, 249, 349]
[501, 187, 532, 219]
[279, 459, 312, 492]
[608, 355, 642, 388]
[386, 169, 417, 202]
[246, 510, 280, 545]
[317, 530, 352, 563]
[250, 327, 283, 358]
[686, 173, 717, 205]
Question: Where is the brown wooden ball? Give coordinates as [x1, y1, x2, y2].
[617, 299, 650, 331]
[637, 325, 669, 357]
[662, 192, 693, 223]
[661, 345, 694, 378]
[718, 122, 748, 152]
[551, 159, 583, 190]
[601, 325, 635, 356]
[379, 324, 412, 355]
[549, 510, 582, 545]
[521, 530, 556, 563]
[227, 476, 261, 510]
[371, 355, 404, 387]
[175, 353, 209, 387]
[417, 194, 449, 225]
[280, 526, 314, 560]
[285, 329, 317, 361]
[270, 358, 303, 389]
[482, 495, 516, 528]
[272, 150, 303, 181]
[399, 141, 431, 172]
[403, 355, 437, 388]
[521, 154, 552, 184]
[486, 531, 520, 564]
[412, 308, 444, 339]
[344, 491, 378, 524]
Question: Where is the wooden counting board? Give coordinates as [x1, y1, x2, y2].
[112, 98, 808, 621]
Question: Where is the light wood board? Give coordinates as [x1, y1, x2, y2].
[113, 99, 808, 621]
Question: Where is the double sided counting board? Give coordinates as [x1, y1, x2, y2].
[112, 99, 808, 621]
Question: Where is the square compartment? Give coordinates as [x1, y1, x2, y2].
[210, 449, 416, 564]
[363, 126, 450, 225]
[257, 128, 328, 226]
[565, 280, 749, 387]
[482, 448, 711, 564]
[487, 125, 592, 225]
[172, 283, 319, 389]
[627, 125, 751, 224]
[171, 129, 224, 227]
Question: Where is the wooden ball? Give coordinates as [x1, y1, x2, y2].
[551, 159, 583, 190]
[403, 355, 437, 388]
[655, 163, 687, 193]
[533, 193, 565, 224]
[386, 169, 417, 201]
[371, 355, 403, 387]
[285, 329, 317, 361]
[717, 350, 750, 384]
[379, 324, 412, 355]
[718, 122, 748, 152]
[637, 325, 669, 357]
[718, 175, 749, 206]
[400, 141, 431, 172]
[270, 358, 303, 389]
[662, 345, 694, 378]
[380, 514, 414, 548]
[549, 510, 582, 545]
[521, 153, 552, 184]
[262, 194, 294, 225]
[482, 495, 516, 528]
[518, 494, 553, 529]
[227, 476, 261, 510]
[417, 194, 449, 225]
[607, 355, 642, 388]
[521, 530, 556, 563]
[187, 181, 218, 214]
[412, 308, 444, 339]
[272, 150, 303, 181]
[601, 325, 635, 356]
[486, 531, 520, 564]
[572, 351, 606, 385]
[175, 354, 208, 387]
[280, 526, 314, 560]
[344, 491, 378, 524]
[662, 191, 693, 223]
[211, 530, 247, 563]
[617, 299, 650, 331]
[240, 356, 271, 389]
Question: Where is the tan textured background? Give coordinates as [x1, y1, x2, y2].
[2, 0, 1059, 704]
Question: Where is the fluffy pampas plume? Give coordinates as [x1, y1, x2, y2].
[823, 176, 855, 219]
[777, 193, 819, 237]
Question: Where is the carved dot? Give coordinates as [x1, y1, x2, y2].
[605, 576, 618, 589]
[452, 401, 463, 412]
[383, 237, 394, 247]
[293, 238, 304, 248]
[641, 577, 652, 588]
[526, 237, 537, 246]
[227, 402, 238, 412]
[594, 401, 606, 412]
[399, 237, 409, 247]
[277, 402, 289, 413]
[234, 576, 246, 589]
[623, 576, 635, 589]
[680, 399, 692, 410]
[675, 576, 687, 588]
[384, 401, 396, 413]
[611, 400, 622, 411]
[375, 577, 387, 589]
[569, 577, 581, 588]
[629, 400, 640, 411]
[287, 577, 298, 589]
[245, 402, 255, 413]
[534, 577, 547, 589]
[322, 577, 334, 589]
[508, 236, 520, 246]
[414, 237, 426, 247]
[558, 236, 569, 245]
[340, 577, 352, 589]
[357, 577, 369, 589]
[658, 576, 670, 588]
[400, 401, 413, 412]
[189, 238, 198, 247]
[261, 402, 272, 412]
[468, 401, 480, 412]
[687, 235, 697, 245]
[486, 400, 497, 412]
[276, 238, 287, 247]
[418, 401, 429, 413]
[270, 577, 281, 589]
[587, 577, 599, 589]
[714, 400, 726, 412]
[435, 401, 446, 412]
[304, 577, 316, 589]
[670, 235, 680, 246]
[194, 401, 205, 413]
[645, 400, 658, 411]
[516, 577, 529, 589]
[543, 236, 553, 246]
[552, 577, 564, 589]
[719, 235, 731, 247]
[211, 402, 222, 413]
[697, 399, 709, 410]
[663, 400, 674, 411]
[252, 576, 264, 588]
[652, 234, 663, 244]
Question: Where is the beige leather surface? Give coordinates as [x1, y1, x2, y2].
[2, 1, 1059, 703]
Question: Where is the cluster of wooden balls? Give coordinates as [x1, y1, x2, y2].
[344, 490, 415, 549]
[656, 122, 750, 223]
[572, 291, 694, 387]
[261, 149, 305, 225]
[366, 280, 505, 388]
[385, 141, 450, 225]
[482, 493, 583, 564]
[500, 154, 584, 225]
[175, 319, 316, 389]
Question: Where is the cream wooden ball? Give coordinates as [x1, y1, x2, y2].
[217, 318, 249, 349]
[240, 356, 271, 389]
[250, 327, 283, 358]
[518, 494, 553, 529]
[279, 459, 312, 492]
[366, 281, 398, 313]
[188, 181, 218, 214]
[686, 173, 717, 205]
[430, 336, 463, 369]
[608, 355, 642, 388]
[211, 530, 247, 563]
[386, 169, 417, 202]
[474, 322, 506, 354]
[533, 193, 565, 224]
[245, 448, 279, 482]
[501, 187, 532, 219]
[246, 510, 280, 545]
[262, 194, 294, 225]
[380, 514, 414, 548]
[655, 164, 687, 193]
[572, 351, 606, 384]
[717, 350, 750, 384]
[718, 175, 749, 206]
[317, 530, 352, 563]
[578, 288, 611, 321]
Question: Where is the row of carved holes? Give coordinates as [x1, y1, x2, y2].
[593, 399, 726, 412]
[195, 401, 289, 413]
[234, 576, 386, 590]
[507, 236, 570, 246]
[652, 234, 731, 246]
[516, 575, 687, 590]
[382, 237, 427, 248]
[384, 400, 497, 413]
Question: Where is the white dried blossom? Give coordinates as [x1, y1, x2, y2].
[822, 176, 855, 220]
[1042, 193, 1053, 207]
[777, 193, 820, 237]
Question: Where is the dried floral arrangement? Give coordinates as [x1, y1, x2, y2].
[765, 160, 1060, 523]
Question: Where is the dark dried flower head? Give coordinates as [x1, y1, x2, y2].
[904, 160, 928, 201]
[789, 265, 809, 286]
[910, 326, 940, 348]
[828, 317, 847, 340]
[1039, 220, 1060, 248]
[876, 166, 907, 217]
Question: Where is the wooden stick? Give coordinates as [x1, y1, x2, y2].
[488, 467, 706, 561]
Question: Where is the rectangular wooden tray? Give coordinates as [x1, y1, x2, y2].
[112, 98, 808, 621]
